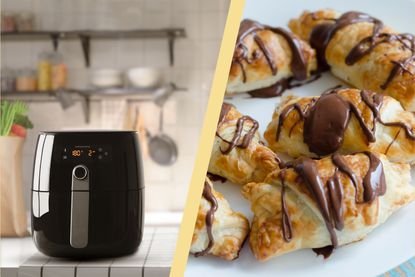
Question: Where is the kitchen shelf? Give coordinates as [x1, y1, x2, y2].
[1, 28, 186, 66]
[1, 84, 185, 123]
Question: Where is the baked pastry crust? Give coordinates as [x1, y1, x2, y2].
[264, 88, 415, 163]
[190, 177, 249, 260]
[289, 10, 415, 111]
[227, 19, 317, 96]
[209, 103, 281, 185]
[242, 153, 415, 261]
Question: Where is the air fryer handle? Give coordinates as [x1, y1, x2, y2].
[70, 165, 89, 248]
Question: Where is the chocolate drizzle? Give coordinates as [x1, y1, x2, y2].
[276, 89, 415, 156]
[207, 172, 227, 183]
[312, 246, 334, 258]
[309, 11, 415, 89]
[217, 115, 259, 154]
[216, 103, 259, 154]
[361, 91, 415, 140]
[361, 151, 386, 203]
[233, 19, 312, 97]
[247, 74, 321, 98]
[293, 157, 339, 247]
[279, 170, 293, 242]
[279, 152, 386, 257]
[194, 181, 219, 257]
[384, 130, 401, 155]
[216, 102, 283, 171]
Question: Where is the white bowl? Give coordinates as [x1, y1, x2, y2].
[90, 69, 123, 88]
[126, 67, 163, 88]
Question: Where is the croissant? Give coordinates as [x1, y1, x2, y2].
[190, 177, 249, 260]
[227, 19, 318, 98]
[289, 10, 415, 111]
[264, 88, 415, 163]
[209, 102, 282, 185]
[242, 152, 415, 261]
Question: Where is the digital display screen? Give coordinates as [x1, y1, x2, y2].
[62, 145, 111, 161]
[71, 148, 96, 158]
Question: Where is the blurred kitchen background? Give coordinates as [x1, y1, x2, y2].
[1, 0, 230, 213]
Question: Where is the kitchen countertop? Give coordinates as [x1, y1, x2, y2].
[1, 212, 182, 277]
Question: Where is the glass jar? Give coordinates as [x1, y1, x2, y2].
[50, 52, 67, 90]
[1, 12, 16, 32]
[37, 51, 53, 91]
[1, 68, 16, 91]
[16, 12, 35, 32]
[16, 68, 37, 91]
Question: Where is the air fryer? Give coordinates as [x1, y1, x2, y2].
[31, 131, 144, 258]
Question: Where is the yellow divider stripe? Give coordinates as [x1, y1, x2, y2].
[169, 0, 245, 276]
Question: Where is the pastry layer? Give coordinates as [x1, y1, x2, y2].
[242, 152, 414, 261]
[209, 103, 281, 185]
[191, 177, 249, 260]
[289, 10, 415, 111]
[227, 19, 318, 97]
[264, 88, 415, 163]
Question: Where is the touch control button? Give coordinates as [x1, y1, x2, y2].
[73, 165, 88, 180]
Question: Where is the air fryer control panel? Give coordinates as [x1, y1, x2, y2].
[61, 145, 112, 162]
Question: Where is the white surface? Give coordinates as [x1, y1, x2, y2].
[144, 212, 183, 226]
[186, 0, 415, 276]
[0, 212, 181, 271]
[1, 227, 178, 277]
[0, 237, 37, 269]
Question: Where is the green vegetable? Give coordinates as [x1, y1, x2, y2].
[0, 100, 33, 136]
[14, 114, 34, 129]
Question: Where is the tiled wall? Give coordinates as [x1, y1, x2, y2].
[1, 0, 230, 211]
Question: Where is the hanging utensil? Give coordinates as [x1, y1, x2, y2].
[148, 107, 178, 166]
[147, 84, 178, 165]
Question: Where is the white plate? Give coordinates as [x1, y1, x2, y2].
[186, 0, 415, 276]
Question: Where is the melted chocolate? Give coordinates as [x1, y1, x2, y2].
[279, 170, 293, 242]
[277, 103, 306, 140]
[194, 181, 219, 257]
[207, 172, 227, 183]
[217, 102, 259, 154]
[279, 152, 386, 257]
[304, 93, 351, 155]
[310, 11, 415, 89]
[332, 154, 358, 189]
[360, 90, 415, 140]
[327, 169, 344, 230]
[216, 102, 283, 167]
[276, 89, 415, 156]
[218, 115, 259, 154]
[247, 75, 321, 98]
[362, 151, 386, 203]
[293, 157, 339, 247]
[384, 130, 401, 155]
[313, 246, 334, 259]
[233, 19, 311, 96]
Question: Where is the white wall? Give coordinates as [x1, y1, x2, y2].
[1, 0, 230, 211]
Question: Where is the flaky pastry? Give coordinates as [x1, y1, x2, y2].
[209, 103, 281, 185]
[242, 152, 415, 261]
[289, 10, 415, 111]
[191, 177, 249, 260]
[264, 88, 415, 163]
[227, 19, 318, 97]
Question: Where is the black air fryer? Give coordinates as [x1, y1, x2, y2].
[31, 131, 144, 258]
